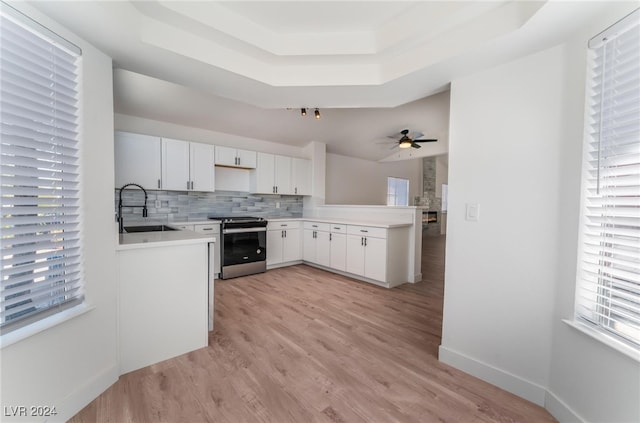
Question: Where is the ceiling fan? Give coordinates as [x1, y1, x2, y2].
[387, 129, 437, 149]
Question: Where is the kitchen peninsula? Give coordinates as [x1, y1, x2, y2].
[117, 228, 214, 374]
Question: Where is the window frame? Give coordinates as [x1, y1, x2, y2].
[387, 176, 409, 206]
[0, 2, 85, 337]
[573, 8, 640, 353]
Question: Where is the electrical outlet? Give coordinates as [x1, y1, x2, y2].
[275, 202, 280, 209]
[155, 200, 161, 208]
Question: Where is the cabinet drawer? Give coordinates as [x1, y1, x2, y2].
[347, 225, 387, 239]
[329, 224, 346, 234]
[193, 224, 220, 234]
[268, 220, 301, 230]
[304, 221, 330, 232]
[173, 224, 194, 231]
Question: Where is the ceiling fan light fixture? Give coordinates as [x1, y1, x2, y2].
[314, 108, 320, 119]
[399, 139, 412, 149]
[301, 108, 307, 116]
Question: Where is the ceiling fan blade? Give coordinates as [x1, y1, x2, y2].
[411, 142, 422, 149]
[413, 139, 438, 143]
[411, 132, 424, 140]
[389, 144, 398, 150]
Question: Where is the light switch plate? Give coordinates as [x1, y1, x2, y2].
[466, 203, 480, 222]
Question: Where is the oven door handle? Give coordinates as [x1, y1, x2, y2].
[223, 227, 267, 234]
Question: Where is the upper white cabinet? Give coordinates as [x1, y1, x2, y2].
[215, 146, 257, 169]
[189, 142, 216, 192]
[162, 138, 215, 192]
[250, 153, 292, 195]
[115, 131, 161, 189]
[291, 158, 312, 195]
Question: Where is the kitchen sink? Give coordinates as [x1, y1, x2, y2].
[123, 225, 178, 233]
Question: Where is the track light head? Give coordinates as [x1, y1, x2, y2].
[301, 108, 307, 116]
[314, 108, 320, 119]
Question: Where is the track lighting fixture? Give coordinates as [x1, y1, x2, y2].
[314, 108, 320, 119]
[301, 108, 307, 116]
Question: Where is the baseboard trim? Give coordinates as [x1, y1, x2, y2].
[438, 345, 547, 406]
[50, 364, 119, 422]
[545, 390, 585, 423]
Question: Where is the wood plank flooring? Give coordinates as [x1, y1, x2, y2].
[70, 235, 556, 422]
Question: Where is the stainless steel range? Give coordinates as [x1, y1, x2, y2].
[210, 216, 267, 279]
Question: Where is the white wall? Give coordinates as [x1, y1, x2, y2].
[326, 153, 422, 205]
[441, 3, 640, 422]
[441, 44, 563, 405]
[0, 3, 118, 422]
[546, 4, 640, 423]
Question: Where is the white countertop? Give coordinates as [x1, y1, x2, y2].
[267, 217, 412, 229]
[117, 229, 214, 251]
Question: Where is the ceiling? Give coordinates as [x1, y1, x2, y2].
[28, 1, 615, 161]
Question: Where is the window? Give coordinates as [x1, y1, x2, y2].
[1, 4, 83, 335]
[387, 177, 409, 206]
[575, 8, 640, 349]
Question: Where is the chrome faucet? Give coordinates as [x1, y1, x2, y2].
[118, 183, 148, 233]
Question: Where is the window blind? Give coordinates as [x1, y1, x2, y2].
[0, 4, 83, 335]
[575, 8, 640, 348]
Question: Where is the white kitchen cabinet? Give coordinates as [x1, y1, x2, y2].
[162, 138, 215, 192]
[193, 223, 220, 277]
[115, 131, 162, 189]
[215, 146, 257, 168]
[267, 221, 302, 266]
[303, 222, 330, 267]
[291, 158, 312, 195]
[329, 225, 347, 272]
[346, 225, 388, 282]
[250, 153, 292, 194]
[190, 142, 216, 192]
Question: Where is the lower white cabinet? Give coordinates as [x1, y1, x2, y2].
[346, 225, 388, 282]
[267, 221, 302, 266]
[303, 222, 331, 267]
[329, 225, 347, 272]
[193, 223, 220, 277]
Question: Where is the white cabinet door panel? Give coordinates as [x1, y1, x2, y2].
[115, 132, 161, 189]
[303, 229, 317, 263]
[267, 230, 283, 266]
[330, 233, 347, 272]
[292, 158, 311, 195]
[190, 142, 215, 192]
[274, 155, 292, 194]
[162, 138, 190, 191]
[282, 228, 301, 263]
[317, 231, 331, 267]
[214, 146, 237, 167]
[346, 234, 365, 277]
[364, 236, 387, 282]
[236, 149, 257, 168]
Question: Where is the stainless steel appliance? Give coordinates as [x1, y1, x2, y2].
[211, 216, 267, 279]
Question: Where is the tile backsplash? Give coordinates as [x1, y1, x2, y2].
[115, 189, 303, 225]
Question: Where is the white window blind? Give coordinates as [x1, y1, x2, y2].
[0, 4, 83, 335]
[575, 8, 640, 349]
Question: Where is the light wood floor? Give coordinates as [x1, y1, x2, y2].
[70, 235, 556, 422]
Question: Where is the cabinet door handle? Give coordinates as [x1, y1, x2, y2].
[158, 179, 161, 189]
[334, 227, 340, 230]
[281, 230, 284, 238]
[284, 230, 287, 238]
[295, 187, 298, 194]
[281, 224, 288, 227]
[276, 186, 278, 194]
[191, 181, 194, 190]
[329, 233, 332, 241]
[360, 229, 368, 233]
[202, 228, 213, 231]
[312, 225, 318, 228]
[361, 237, 364, 246]
[364, 237, 367, 247]
[237, 157, 240, 166]
[187, 181, 190, 190]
